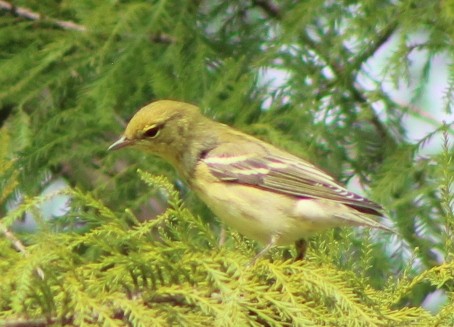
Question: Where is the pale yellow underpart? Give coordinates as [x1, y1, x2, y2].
[192, 161, 374, 246]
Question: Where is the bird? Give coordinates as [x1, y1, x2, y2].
[109, 100, 392, 261]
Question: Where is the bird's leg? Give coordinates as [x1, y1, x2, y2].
[294, 239, 307, 260]
[218, 227, 226, 247]
[248, 234, 280, 266]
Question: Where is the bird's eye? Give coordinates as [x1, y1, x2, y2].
[143, 125, 161, 138]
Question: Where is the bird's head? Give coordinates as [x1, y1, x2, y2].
[109, 100, 204, 168]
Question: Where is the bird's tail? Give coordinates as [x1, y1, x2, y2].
[334, 210, 395, 233]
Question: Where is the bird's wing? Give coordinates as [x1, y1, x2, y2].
[202, 140, 383, 216]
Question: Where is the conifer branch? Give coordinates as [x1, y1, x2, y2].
[1, 1, 451, 323]
[352, 22, 398, 72]
[298, 31, 392, 143]
[252, 0, 394, 144]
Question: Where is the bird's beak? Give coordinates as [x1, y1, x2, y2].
[108, 136, 133, 151]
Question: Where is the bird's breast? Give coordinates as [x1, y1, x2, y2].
[190, 163, 330, 245]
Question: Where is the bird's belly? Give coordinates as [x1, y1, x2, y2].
[192, 181, 328, 245]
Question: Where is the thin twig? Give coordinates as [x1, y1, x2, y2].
[0, 0, 86, 32]
[1, 222, 27, 253]
[1, 316, 71, 327]
[0, 221, 45, 279]
[150, 32, 177, 44]
[0, 0, 176, 44]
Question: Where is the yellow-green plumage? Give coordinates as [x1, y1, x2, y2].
[109, 100, 392, 257]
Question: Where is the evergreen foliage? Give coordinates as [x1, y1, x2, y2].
[0, 0, 453, 325]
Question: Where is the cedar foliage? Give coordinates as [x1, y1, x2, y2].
[0, 0, 453, 326]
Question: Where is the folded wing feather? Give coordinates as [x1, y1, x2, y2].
[203, 141, 383, 216]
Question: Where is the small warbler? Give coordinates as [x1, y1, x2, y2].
[109, 100, 391, 260]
